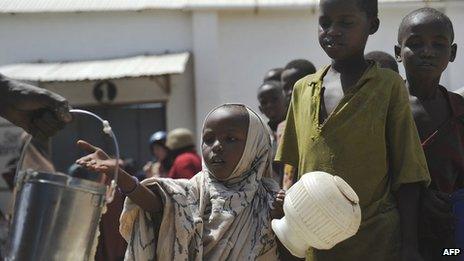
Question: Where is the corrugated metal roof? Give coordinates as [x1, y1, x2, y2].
[0, 0, 442, 13]
[0, 52, 190, 82]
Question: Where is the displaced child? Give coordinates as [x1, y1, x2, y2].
[258, 81, 287, 137]
[258, 80, 287, 185]
[165, 128, 201, 180]
[395, 8, 464, 260]
[264, 68, 284, 82]
[365, 50, 399, 72]
[143, 131, 170, 179]
[281, 59, 317, 105]
[276, 0, 430, 260]
[76, 104, 287, 260]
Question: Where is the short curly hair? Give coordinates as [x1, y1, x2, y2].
[398, 8, 454, 44]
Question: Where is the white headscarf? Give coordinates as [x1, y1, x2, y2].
[120, 104, 280, 261]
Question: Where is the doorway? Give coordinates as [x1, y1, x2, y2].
[51, 103, 166, 174]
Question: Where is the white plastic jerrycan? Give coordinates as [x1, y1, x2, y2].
[271, 171, 361, 258]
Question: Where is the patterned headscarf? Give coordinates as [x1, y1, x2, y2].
[120, 104, 280, 261]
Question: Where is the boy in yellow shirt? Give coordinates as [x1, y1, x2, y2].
[276, 0, 430, 260]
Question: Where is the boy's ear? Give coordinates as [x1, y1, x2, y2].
[258, 105, 264, 114]
[450, 43, 457, 62]
[369, 18, 380, 35]
[394, 45, 402, 63]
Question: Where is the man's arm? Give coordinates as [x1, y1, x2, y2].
[0, 74, 72, 139]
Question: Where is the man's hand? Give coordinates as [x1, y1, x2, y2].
[0, 75, 72, 139]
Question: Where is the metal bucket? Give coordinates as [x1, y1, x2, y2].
[6, 109, 120, 261]
[7, 171, 106, 260]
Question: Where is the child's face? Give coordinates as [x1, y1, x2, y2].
[152, 144, 168, 161]
[202, 107, 249, 180]
[258, 85, 287, 123]
[395, 14, 457, 81]
[281, 68, 301, 103]
[318, 0, 377, 61]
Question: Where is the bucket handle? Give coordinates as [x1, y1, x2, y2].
[15, 109, 120, 203]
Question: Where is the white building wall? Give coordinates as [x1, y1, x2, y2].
[167, 59, 197, 133]
[216, 9, 326, 114]
[191, 11, 222, 138]
[446, 2, 464, 91]
[0, 9, 198, 132]
[0, 10, 193, 65]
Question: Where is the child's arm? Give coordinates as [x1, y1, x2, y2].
[396, 183, 423, 261]
[282, 165, 298, 190]
[76, 140, 162, 214]
[385, 77, 430, 260]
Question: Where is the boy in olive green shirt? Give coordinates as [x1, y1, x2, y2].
[276, 0, 430, 260]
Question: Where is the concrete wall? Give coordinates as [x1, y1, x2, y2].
[0, 10, 193, 65]
[446, 2, 464, 90]
[0, 8, 198, 140]
[166, 59, 197, 132]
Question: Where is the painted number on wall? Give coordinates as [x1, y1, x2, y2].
[93, 80, 117, 103]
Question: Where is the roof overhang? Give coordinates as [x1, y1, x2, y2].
[0, 0, 452, 14]
[0, 52, 190, 82]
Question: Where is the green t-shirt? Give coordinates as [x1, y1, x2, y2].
[276, 63, 430, 261]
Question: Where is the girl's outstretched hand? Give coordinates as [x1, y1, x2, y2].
[76, 140, 163, 214]
[76, 140, 118, 178]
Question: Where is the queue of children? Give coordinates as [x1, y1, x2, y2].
[258, 60, 316, 189]
[72, 0, 464, 260]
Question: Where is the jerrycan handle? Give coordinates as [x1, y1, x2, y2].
[15, 109, 120, 204]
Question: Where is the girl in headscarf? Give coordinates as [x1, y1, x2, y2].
[76, 104, 287, 260]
